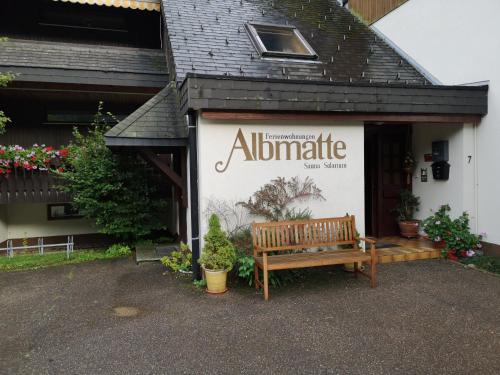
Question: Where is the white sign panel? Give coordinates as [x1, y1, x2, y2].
[197, 118, 365, 243]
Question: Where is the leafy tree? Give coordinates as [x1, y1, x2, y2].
[0, 37, 15, 135]
[60, 103, 168, 241]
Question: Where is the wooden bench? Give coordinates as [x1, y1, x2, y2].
[252, 215, 377, 300]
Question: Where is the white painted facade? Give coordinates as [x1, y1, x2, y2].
[196, 117, 365, 246]
[412, 123, 477, 230]
[374, 0, 500, 244]
[0, 203, 96, 241]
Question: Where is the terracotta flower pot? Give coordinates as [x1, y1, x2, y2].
[203, 268, 228, 294]
[398, 220, 419, 239]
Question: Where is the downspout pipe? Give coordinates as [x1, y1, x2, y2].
[187, 110, 201, 280]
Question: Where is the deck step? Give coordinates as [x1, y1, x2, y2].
[376, 246, 441, 263]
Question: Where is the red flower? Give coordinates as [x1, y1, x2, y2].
[58, 167, 65, 173]
[31, 156, 37, 161]
[459, 250, 467, 258]
[0, 149, 5, 155]
[44, 146, 54, 152]
[6, 169, 11, 174]
[13, 162, 19, 167]
[44, 159, 51, 164]
[59, 149, 69, 158]
[447, 250, 458, 261]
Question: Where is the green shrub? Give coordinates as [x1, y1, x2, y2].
[161, 242, 192, 273]
[422, 205, 453, 242]
[199, 214, 237, 271]
[105, 244, 132, 257]
[60, 102, 168, 241]
[237, 255, 255, 285]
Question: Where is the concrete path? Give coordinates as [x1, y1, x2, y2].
[1, 258, 499, 374]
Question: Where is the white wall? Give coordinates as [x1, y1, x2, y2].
[374, 0, 500, 243]
[412, 123, 476, 231]
[196, 117, 365, 248]
[5, 203, 96, 239]
[0, 205, 7, 243]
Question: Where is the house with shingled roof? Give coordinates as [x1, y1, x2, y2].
[102, 0, 487, 277]
[0, 0, 489, 271]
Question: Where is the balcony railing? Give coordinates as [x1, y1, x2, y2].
[0, 169, 71, 204]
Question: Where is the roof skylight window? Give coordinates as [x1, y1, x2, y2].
[246, 23, 317, 59]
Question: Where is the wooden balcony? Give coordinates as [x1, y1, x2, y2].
[0, 169, 71, 204]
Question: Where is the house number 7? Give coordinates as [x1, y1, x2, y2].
[467, 155, 472, 164]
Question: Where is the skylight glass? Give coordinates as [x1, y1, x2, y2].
[246, 23, 317, 59]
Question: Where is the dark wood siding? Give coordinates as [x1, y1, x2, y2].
[349, 0, 408, 24]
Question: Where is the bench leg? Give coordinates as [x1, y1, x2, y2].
[370, 260, 377, 288]
[254, 263, 259, 290]
[263, 253, 269, 300]
[263, 269, 269, 301]
[354, 262, 359, 277]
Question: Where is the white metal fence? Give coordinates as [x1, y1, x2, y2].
[0, 236, 74, 259]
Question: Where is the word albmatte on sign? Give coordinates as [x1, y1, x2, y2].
[215, 128, 347, 173]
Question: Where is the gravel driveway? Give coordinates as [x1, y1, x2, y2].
[1, 258, 499, 374]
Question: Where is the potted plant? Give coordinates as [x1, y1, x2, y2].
[422, 205, 452, 248]
[393, 189, 421, 238]
[442, 211, 482, 260]
[402, 151, 416, 174]
[198, 214, 237, 294]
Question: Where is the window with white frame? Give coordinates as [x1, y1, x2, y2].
[246, 23, 318, 59]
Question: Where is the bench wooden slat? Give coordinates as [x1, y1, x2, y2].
[255, 250, 371, 271]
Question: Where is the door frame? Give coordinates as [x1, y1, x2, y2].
[365, 124, 412, 237]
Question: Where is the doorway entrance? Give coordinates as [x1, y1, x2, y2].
[365, 124, 411, 237]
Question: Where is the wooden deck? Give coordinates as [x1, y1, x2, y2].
[372, 236, 442, 263]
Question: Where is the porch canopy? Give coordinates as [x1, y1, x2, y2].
[52, 0, 160, 11]
[180, 74, 488, 123]
[104, 83, 188, 241]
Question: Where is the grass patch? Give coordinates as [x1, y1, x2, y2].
[0, 249, 130, 272]
[461, 256, 500, 275]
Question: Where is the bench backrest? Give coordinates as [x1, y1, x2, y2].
[252, 215, 359, 254]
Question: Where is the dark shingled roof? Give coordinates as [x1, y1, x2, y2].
[0, 38, 168, 87]
[105, 83, 188, 146]
[162, 0, 427, 85]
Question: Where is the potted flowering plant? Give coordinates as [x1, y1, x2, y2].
[198, 214, 236, 294]
[422, 205, 452, 248]
[0, 144, 70, 175]
[393, 189, 420, 238]
[442, 212, 482, 261]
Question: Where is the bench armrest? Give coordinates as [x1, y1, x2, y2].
[358, 237, 376, 245]
[358, 237, 377, 263]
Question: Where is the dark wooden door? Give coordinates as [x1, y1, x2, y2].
[365, 126, 409, 237]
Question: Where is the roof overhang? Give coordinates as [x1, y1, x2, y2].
[105, 137, 187, 147]
[104, 84, 188, 148]
[180, 74, 488, 120]
[2, 66, 168, 89]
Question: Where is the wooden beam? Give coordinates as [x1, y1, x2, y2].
[201, 110, 482, 124]
[139, 149, 184, 191]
